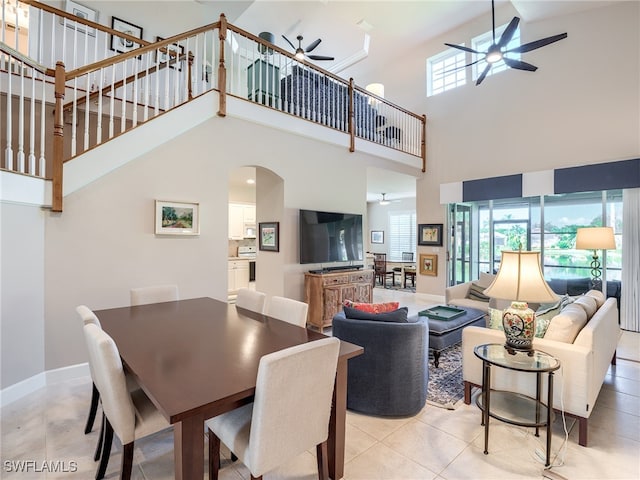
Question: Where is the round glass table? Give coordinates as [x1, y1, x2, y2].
[474, 343, 561, 467]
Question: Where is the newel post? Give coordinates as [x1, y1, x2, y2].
[348, 78, 355, 153]
[52, 61, 65, 212]
[217, 13, 227, 117]
[187, 52, 194, 100]
[421, 114, 427, 173]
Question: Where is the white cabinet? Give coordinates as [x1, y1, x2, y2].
[228, 203, 256, 239]
[228, 260, 250, 293]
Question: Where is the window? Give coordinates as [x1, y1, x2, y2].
[388, 211, 417, 262]
[472, 23, 521, 81]
[426, 48, 466, 97]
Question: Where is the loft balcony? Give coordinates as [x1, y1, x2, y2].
[1, 1, 426, 211]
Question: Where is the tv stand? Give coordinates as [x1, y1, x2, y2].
[304, 269, 374, 332]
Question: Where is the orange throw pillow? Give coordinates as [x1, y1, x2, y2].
[343, 300, 400, 314]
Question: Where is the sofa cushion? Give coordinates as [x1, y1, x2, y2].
[573, 295, 598, 319]
[585, 289, 606, 308]
[477, 272, 496, 287]
[544, 304, 588, 343]
[343, 300, 399, 314]
[487, 307, 504, 331]
[343, 306, 409, 323]
[467, 282, 490, 302]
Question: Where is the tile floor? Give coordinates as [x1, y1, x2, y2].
[1, 289, 638, 479]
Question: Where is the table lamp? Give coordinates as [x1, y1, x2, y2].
[575, 227, 616, 290]
[483, 249, 559, 354]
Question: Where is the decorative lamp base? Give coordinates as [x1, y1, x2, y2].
[502, 301, 536, 355]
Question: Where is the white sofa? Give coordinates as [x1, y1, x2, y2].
[462, 296, 620, 447]
[445, 272, 496, 313]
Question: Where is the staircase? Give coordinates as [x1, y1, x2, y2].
[1, 0, 426, 211]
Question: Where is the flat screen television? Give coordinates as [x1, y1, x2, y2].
[299, 209, 364, 264]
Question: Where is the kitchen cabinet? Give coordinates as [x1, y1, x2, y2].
[228, 260, 250, 293]
[228, 203, 256, 239]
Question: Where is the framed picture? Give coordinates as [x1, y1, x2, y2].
[370, 230, 384, 244]
[155, 200, 199, 235]
[419, 253, 438, 276]
[418, 223, 443, 246]
[110, 16, 143, 54]
[64, 0, 99, 36]
[156, 36, 185, 71]
[259, 222, 279, 252]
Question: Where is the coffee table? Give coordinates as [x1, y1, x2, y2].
[410, 306, 485, 367]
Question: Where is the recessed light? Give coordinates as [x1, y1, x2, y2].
[246, 179, 255, 185]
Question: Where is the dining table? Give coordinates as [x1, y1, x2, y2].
[95, 297, 363, 480]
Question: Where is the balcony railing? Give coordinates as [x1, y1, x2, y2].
[1, 1, 426, 212]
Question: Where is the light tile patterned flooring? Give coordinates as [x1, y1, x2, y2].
[1, 289, 638, 479]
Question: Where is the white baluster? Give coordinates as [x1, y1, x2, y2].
[39, 75, 45, 177]
[121, 60, 127, 133]
[17, 60, 25, 172]
[28, 73, 36, 174]
[71, 76, 77, 157]
[96, 67, 103, 144]
[109, 64, 115, 138]
[84, 72, 90, 151]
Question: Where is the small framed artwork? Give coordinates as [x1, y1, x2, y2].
[370, 230, 384, 244]
[418, 223, 443, 246]
[155, 200, 199, 235]
[419, 254, 438, 276]
[156, 37, 185, 71]
[64, 0, 99, 36]
[110, 16, 143, 54]
[259, 222, 279, 252]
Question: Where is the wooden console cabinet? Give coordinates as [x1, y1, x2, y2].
[305, 269, 374, 332]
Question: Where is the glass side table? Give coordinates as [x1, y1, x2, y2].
[474, 343, 561, 467]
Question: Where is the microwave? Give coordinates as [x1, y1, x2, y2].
[244, 224, 256, 238]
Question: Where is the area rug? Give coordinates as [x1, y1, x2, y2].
[427, 344, 464, 410]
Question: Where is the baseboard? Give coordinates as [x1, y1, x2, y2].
[1, 363, 89, 408]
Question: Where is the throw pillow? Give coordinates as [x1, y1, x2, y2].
[534, 296, 567, 338]
[343, 300, 399, 314]
[544, 304, 588, 343]
[477, 272, 496, 288]
[573, 295, 598, 319]
[466, 282, 490, 302]
[343, 306, 409, 323]
[585, 289, 606, 308]
[487, 307, 504, 331]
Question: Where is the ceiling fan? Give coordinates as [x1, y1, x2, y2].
[445, 0, 567, 85]
[378, 193, 400, 205]
[282, 35, 335, 62]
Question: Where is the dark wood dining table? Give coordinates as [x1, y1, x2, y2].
[95, 297, 363, 480]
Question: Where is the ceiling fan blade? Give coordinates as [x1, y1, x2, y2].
[308, 54, 334, 61]
[440, 58, 483, 76]
[444, 43, 481, 54]
[505, 33, 567, 54]
[305, 38, 321, 53]
[476, 63, 491, 85]
[281, 34, 296, 50]
[503, 57, 538, 71]
[497, 16, 520, 48]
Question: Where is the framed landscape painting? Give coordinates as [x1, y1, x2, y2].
[259, 222, 279, 252]
[370, 230, 384, 244]
[155, 200, 199, 235]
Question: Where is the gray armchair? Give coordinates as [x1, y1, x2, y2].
[332, 311, 429, 416]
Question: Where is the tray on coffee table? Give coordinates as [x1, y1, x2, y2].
[419, 305, 466, 321]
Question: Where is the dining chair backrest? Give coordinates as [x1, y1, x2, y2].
[402, 252, 414, 262]
[235, 288, 267, 314]
[265, 296, 308, 328]
[77, 304, 102, 329]
[84, 323, 137, 445]
[130, 284, 179, 306]
[247, 337, 340, 476]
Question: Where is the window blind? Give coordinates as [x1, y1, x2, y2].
[389, 211, 417, 262]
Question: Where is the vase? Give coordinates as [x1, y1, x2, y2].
[502, 301, 535, 354]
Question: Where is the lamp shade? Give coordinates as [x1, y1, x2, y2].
[575, 227, 616, 250]
[483, 250, 559, 303]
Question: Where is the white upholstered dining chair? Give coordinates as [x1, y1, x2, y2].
[130, 284, 179, 306]
[84, 323, 171, 480]
[206, 337, 340, 480]
[76, 305, 102, 436]
[235, 288, 267, 313]
[265, 296, 308, 327]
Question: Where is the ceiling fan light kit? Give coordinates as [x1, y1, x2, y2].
[282, 34, 335, 62]
[444, 0, 567, 85]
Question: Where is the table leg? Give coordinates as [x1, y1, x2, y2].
[174, 415, 205, 480]
[328, 358, 348, 480]
[483, 360, 491, 455]
[535, 372, 541, 437]
[546, 372, 554, 467]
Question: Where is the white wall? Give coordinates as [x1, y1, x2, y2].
[43, 115, 371, 371]
[368, 2, 640, 296]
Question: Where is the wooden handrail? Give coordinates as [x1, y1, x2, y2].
[352, 84, 423, 121]
[0, 41, 54, 76]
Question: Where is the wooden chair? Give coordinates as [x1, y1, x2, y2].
[130, 284, 178, 306]
[236, 288, 267, 314]
[206, 337, 340, 480]
[266, 296, 308, 327]
[84, 323, 170, 480]
[373, 253, 395, 287]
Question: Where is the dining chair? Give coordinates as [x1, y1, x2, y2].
[265, 296, 308, 327]
[235, 288, 267, 313]
[84, 323, 171, 480]
[129, 284, 179, 306]
[206, 337, 340, 480]
[373, 253, 394, 287]
[76, 305, 102, 436]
